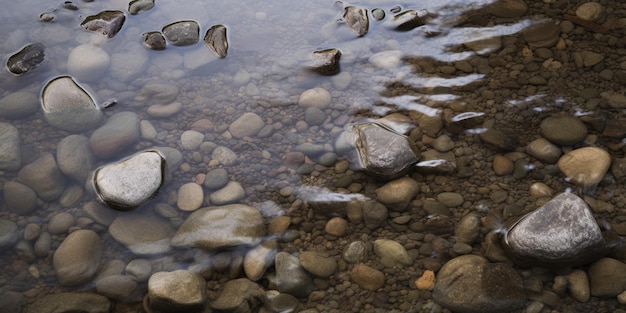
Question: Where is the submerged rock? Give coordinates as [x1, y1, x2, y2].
[0, 91, 39, 119]
[89, 111, 140, 159]
[343, 6, 369, 37]
[147, 270, 206, 312]
[80, 10, 126, 39]
[143, 31, 166, 50]
[502, 192, 615, 267]
[93, 150, 165, 211]
[308, 48, 341, 75]
[389, 9, 430, 31]
[128, 0, 154, 15]
[162, 20, 199, 46]
[40, 75, 104, 132]
[67, 44, 110, 82]
[17, 153, 65, 201]
[109, 214, 174, 255]
[0, 123, 21, 171]
[25, 293, 110, 313]
[204, 24, 228, 58]
[211, 278, 265, 312]
[6, 43, 45, 76]
[52, 229, 102, 286]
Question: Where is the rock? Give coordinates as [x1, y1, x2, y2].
[109, 214, 174, 255]
[601, 91, 626, 109]
[48, 212, 75, 235]
[171, 204, 265, 250]
[204, 168, 229, 190]
[209, 181, 245, 205]
[53, 229, 102, 286]
[540, 115, 587, 146]
[325, 217, 347, 237]
[3, 181, 38, 215]
[576, 2, 605, 22]
[566, 270, 590, 302]
[482, 0, 528, 17]
[588, 258, 626, 297]
[6, 43, 45, 76]
[180, 130, 204, 150]
[375, 177, 419, 211]
[67, 44, 110, 81]
[17, 153, 65, 201]
[373, 239, 412, 266]
[557, 147, 610, 188]
[362, 200, 388, 229]
[0, 123, 21, 171]
[211, 278, 265, 312]
[147, 102, 182, 118]
[492, 155, 513, 175]
[580, 50, 604, 67]
[343, 240, 368, 264]
[41, 76, 104, 132]
[177, 182, 204, 211]
[126, 259, 152, 282]
[415, 270, 435, 290]
[479, 128, 518, 150]
[57, 135, 95, 183]
[298, 87, 331, 108]
[0, 91, 38, 119]
[529, 182, 553, 197]
[304, 107, 326, 126]
[96, 275, 140, 301]
[0, 291, 21, 313]
[369, 50, 403, 69]
[436, 192, 464, 207]
[343, 6, 369, 37]
[0, 219, 19, 251]
[148, 270, 206, 312]
[89, 111, 140, 159]
[309, 48, 341, 75]
[25, 293, 110, 313]
[526, 138, 562, 163]
[93, 150, 165, 210]
[433, 255, 527, 313]
[162, 20, 200, 46]
[264, 293, 300, 313]
[211, 146, 238, 166]
[128, 0, 154, 15]
[371, 8, 385, 20]
[269, 252, 314, 297]
[455, 213, 480, 245]
[502, 193, 612, 267]
[464, 37, 502, 56]
[299, 251, 337, 277]
[522, 19, 560, 48]
[244, 240, 278, 281]
[229, 112, 265, 138]
[34, 232, 51, 257]
[109, 45, 149, 82]
[350, 264, 384, 291]
[388, 9, 429, 31]
[80, 10, 125, 38]
[142, 31, 166, 50]
[135, 82, 179, 104]
[204, 24, 228, 58]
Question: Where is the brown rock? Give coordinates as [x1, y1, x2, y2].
[325, 217, 348, 237]
[493, 155, 514, 175]
[415, 270, 435, 290]
[350, 264, 384, 291]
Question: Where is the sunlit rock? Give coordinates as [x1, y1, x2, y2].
[502, 192, 614, 267]
[147, 270, 206, 312]
[204, 24, 228, 58]
[93, 150, 165, 211]
[143, 31, 166, 50]
[128, 0, 154, 15]
[40, 76, 104, 132]
[557, 147, 610, 188]
[343, 6, 369, 37]
[308, 48, 341, 75]
[162, 20, 199, 46]
[80, 10, 126, 39]
[52, 229, 102, 286]
[6, 43, 45, 76]
[67, 44, 110, 82]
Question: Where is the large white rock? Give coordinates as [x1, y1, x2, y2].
[67, 44, 110, 82]
[40, 76, 104, 132]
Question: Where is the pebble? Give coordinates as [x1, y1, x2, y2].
[96, 275, 140, 301]
[436, 192, 464, 207]
[529, 182, 553, 197]
[67, 44, 110, 82]
[0, 219, 19, 251]
[24, 293, 110, 313]
[204, 168, 229, 190]
[211, 278, 264, 312]
[48, 212, 76, 235]
[299, 251, 337, 277]
[229, 112, 265, 138]
[375, 177, 419, 212]
[492, 155, 514, 175]
[298, 87, 331, 108]
[89, 112, 140, 159]
[24, 223, 40, 241]
[110, 46, 148, 82]
[147, 270, 207, 311]
[576, 2, 605, 22]
[180, 130, 204, 150]
[244, 240, 277, 281]
[17, 153, 65, 201]
[325, 217, 347, 237]
[362, 200, 388, 229]
[34, 232, 51, 257]
[177, 182, 204, 211]
[482, 0, 527, 17]
[3, 181, 38, 215]
[57, 135, 95, 182]
[209, 181, 245, 205]
[350, 264, 384, 291]
[479, 128, 518, 150]
[540, 115, 588, 146]
[0, 123, 21, 171]
[343, 240, 368, 264]
[566, 270, 590, 302]
[526, 138, 562, 163]
[108, 214, 174, 255]
[147, 102, 182, 118]
[267, 216, 291, 235]
[415, 270, 435, 290]
[455, 213, 480, 245]
[557, 147, 611, 188]
[369, 50, 402, 68]
[53, 229, 102, 286]
[269, 252, 314, 297]
[373, 239, 412, 266]
[588, 258, 626, 297]
[162, 20, 200, 46]
[580, 50, 605, 67]
[522, 19, 560, 48]
[125, 258, 152, 282]
[0, 91, 38, 119]
[211, 146, 238, 166]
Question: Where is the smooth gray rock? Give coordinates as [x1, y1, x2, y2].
[67, 44, 110, 82]
[48, 212, 75, 235]
[17, 153, 65, 201]
[89, 111, 140, 159]
[526, 138, 562, 163]
[93, 150, 165, 210]
[52, 229, 102, 286]
[211, 146, 238, 166]
[0, 123, 21, 171]
[34, 232, 51, 257]
[109, 45, 148, 82]
[129, 0, 154, 15]
[229, 112, 264, 138]
[0, 219, 19, 251]
[143, 31, 166, 50]
[209, 181, 245, 205]
[171, 204, 265, 250]
[126, 258, 152, 282]
[0, 91, 38, 119]
[3, 181, 38, 214]
[204, 168, 229, 190]
[25, 293, 110, 313]
[41, 76, 104, 132]
[95, 274, 140, 301]
[162, 20, 199, 46]
[503, 193, 611, 267]
[309, 48, 341, 75]
[57, 135, 95, 183]
[109, 214, 174, 255]
[269, 252, 315, 298]
[6, 43, 45, 76]
[148, 270, 206, 312]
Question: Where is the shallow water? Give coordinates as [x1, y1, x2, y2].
[1, 0, 626, 312]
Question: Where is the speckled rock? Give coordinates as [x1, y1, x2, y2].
[53, 229, 102, 286]
[177, 182, 204, 211]
[209, 181, 245, 205]
[375, 176, 419, 212]
[557, 147, 610, 188]
[40, 76, 103, 132]
[147, 270, 206, 312]
[343, 240, 368, 264]
[162, 20, 200, 46]
[244, 240, 278, 281]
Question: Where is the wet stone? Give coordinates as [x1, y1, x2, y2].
[34, 232, 51, 257]
[96, 274, 140, 301]
[244, 240, 278, 281]
[540, 115, 588, 146]
[566, 270, 590, 302]
[110, 45, 148, 82]
[374, 239, 412, 266]
[229, 112, 265, 138]
[298, 87, 331, 108]
[522, 19, 560, 48]
[148, 102, 182, 118]
[6, 43, 45, 76]
[557, 147, 610, 188]
[350, 264, 384, 291]
[455, 213, 480, 245]
[204, 24, 228, 57]
[143, 31, 166, 50]
[309, 48, 341, 75]
[269, 252, 315, 297]
[126, 258, 152, 282]
[362, 200, 388, 229]
[17, 153, 65, 201]
[3, 181, 37, 215]
[343, 6, 369, 37]
[483, 0, 528, 18]
[148, 270, 207, 312]
[211, 278, 265, 312]
[376, 176, 418, 211]
[503, 193, 610, 267]
[0, 219, 19, 251]
[80, 10, 126, 39]
[67, 44, 110, 82]
[25, 293, 110, 313]
[162, 20, 200, 46]
[325, 217, 347, 237]
[526, 138, 562, 163]
[93, 151, 165, 211]
[0, 123, 20, 171]
[109, 214, 174, 255]
[212, 146, 238, 166]
[209, 181, 245, 205]
[48, 212, 75, 235]
[479, 128, 518, 151]
[129, 0, 154, 15]
[90, 111, 140, 159]
[204, 168, 229, 190]
[436, 192, 464, 207]
[53, 229, 102, 286]
[371, 8, 385, 21]
[588, 257, 626, 297]
[343, 240, 367, 264]
[180, 130, 204, 150]
[41, 76, 104, 132]
[299, 251, 337, 277]
[57, 135, 95, 183]
[177, 182, 204, 211]
[304, 107, 326, 126]
[389, 9, 429, 31]
[0, 91, 38, 119]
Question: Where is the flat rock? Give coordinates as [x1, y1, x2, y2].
[204, 24, 228, 58]
[0, 91, 38, 119]
[171, 204, 265, 250]
[25, 293, 110, 313]
[482, 0, 528, 17]
[308, 48, 341, 75]
[343, 6, 369, 37]
[41, 76, 104, 132]
[0, 123, 21, 171]
[53, 229, 102, 286]
[89, 111, 140, 159]
[540, 115, 588, 146]
[229, 112, 265, 138]
[17, 153, 65, 201]
[57, 135, 95, 182]
[109, 214, 174, 255]
[148, 270, 206, 312]
[557, 147, 610, 188]
[67, 44, 110, 81]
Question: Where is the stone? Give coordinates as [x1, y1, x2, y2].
[576, 2, 605, 22]
[17, 153, 65, 201]
[142, 31, 166, 50]
[93, 150, 165, 210]
[6, 43, 45, 76]
[80, 10, 125, 39]
[540, 115, 588, 146]
[415, 270, 435, 290]
[387, 9, 428, 31]
[148, 102, 182, 118]
[566, 270, 590, 302]
[3, 181, 38, 215]
[373, 239, 412, 266]
[522, 19, 560, 48]
[126, 258, 152, 282]
[109, 214, 174, 255]
[128, 0, 154, 15]
[48, 212, 75, 235]
[0, 91, 38, 119]
[369, 50, 402, 69]
[209, 181, 245, 205]
[96, 275, 140, 301]
[180, 130, 204, 150]
[325, 217, 347, 237]
[350, 264, 384, 291]
[57, 135, 95, 182]
[299, 251, 337, 277]
[304, 107, 326, 126]
[244, 240, 278, 281]
[0, 123, 21, 171]
[298, 87, 331, 108]
[436, 192, 464, 207]
[362, 200, 388, 229]
[309, 48, 341, 75]
[89, 111, 140, 159]
[269, 252, 314, 297]
[229, 112, 265, 138]
[479, 128, 518, 150]
[376, 176, 419, 211]
[34, 232, 51, 257]
[211, 146, 238, 166]
[433, 255, 527, 313]
[162, 20, 200, 46]
[148, 270, 206, 312]
[211, 278, 265, 312]
[25, 293, 110, 313]
[177, 182, 204, 211]
[343, 6, 369, 37]
[41, 76, 104, 132]
[204, 168, 229, 190]
[529, 182, 553, 197]
[53, 229, 102, 286]
[455, 213, 480, 245]
[0, 219, 19, 251]
[581, 50, 604, 67]
[171, 204, 265, 250]
[204, 24, 228, 58]
[343, 240, 368, 264]
[588, 258, 626, 297]
[135, 82, 179, 104]
[109, 45, 149, 82]
[502, 193, 611, 267]
[557, 147, 610, 188]
[67, 44, 110, 81]
[526, 138, 562, 163]
[483, 0, 527, 17]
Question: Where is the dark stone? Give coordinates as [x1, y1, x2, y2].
[143, 31, 166, 50]
[343, 6, 369, 37]
[80, 10, 126, 39]
[479, 128, 519, 151]
[6, 43, 45, 76]
[162, 20, 200, 46]
[128, 0, 154, 15]
[25, 293, 110, 313]
[309, 48, 341, 75]
[204, 24, 228, 58]
[389, 10, 431, 31]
